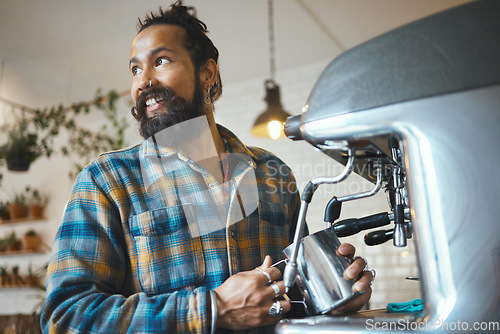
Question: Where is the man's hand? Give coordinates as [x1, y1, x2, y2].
[332, 243, 373, 314]
[214, 255, 290, 330]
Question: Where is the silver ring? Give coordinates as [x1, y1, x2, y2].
[370, 269, 376, 286]
[268, 301, 283, 316]
[352, 256, 368, 271]
[260, 271, 272, 284]
[270, 283, 280, 298]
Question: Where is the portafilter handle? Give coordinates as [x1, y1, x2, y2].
[365, 229, 394, 246]
[333, 212, 390, 237]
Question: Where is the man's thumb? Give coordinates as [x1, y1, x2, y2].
[261, 255, 272, 269]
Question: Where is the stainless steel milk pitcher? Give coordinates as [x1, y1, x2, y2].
[283, 227, 360, 315]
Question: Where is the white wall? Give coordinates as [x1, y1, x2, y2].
[0, 57, 420, 314]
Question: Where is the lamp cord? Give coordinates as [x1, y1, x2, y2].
[268, 0, 276, 82]
[0, 60, 4, 98]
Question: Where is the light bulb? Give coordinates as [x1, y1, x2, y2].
[268, 120, 282, 140]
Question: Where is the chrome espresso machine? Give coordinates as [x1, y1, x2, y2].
[277, 0, 500, 332]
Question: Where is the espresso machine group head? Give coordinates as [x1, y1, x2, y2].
[279, 0, 500, 332]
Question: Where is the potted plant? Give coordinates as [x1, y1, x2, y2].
[0, 119, 43, 172]
[12, 265, 24, 286]
[6, 231, 22, 252]
[26, 263, 39, 287]
[25, 186, 49, 218]
[22, 229, 42, 252]
[0, 201, 10, 221]
[0, 265, 7, 286]
[0, 236, 7, 253]
[8, 191, 28, 219]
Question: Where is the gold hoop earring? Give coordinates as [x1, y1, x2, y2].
[205, 87, 212, 104]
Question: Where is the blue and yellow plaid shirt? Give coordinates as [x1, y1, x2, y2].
[41, 125, 301, 333]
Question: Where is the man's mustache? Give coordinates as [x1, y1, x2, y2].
[135, 87, 184, 114]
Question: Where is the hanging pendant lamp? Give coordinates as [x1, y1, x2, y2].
[251, 0, 290, 140]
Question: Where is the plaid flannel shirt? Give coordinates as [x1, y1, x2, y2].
[41, 125, 301, 334]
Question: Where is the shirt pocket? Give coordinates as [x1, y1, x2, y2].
[129, 204, 205, 295]
[257, 201, 290, 264]
[258, 201, 289, 226]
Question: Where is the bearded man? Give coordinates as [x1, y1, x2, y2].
[41, 2, 372, 333]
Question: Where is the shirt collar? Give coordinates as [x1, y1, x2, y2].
[217, 124, 256, 160]
[141, 136, 177, 159]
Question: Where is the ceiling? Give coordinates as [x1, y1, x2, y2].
[0, 0, 473, 110]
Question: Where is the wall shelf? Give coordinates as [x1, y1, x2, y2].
[0, 217, 47, 227]
[0, 286, 43, 291]
[0, 250, 47, 257]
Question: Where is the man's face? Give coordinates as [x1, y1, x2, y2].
[129, 24, 205, 139]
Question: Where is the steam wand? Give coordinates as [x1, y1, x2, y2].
[283, 149, 355, 293]
[325, 162, 383, 228]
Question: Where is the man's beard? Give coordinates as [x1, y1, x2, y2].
[132, 82, 206, 140]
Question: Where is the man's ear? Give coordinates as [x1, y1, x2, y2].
[200, 59, 218, 88]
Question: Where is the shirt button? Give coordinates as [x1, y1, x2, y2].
[209, 183, 217, 189]
[230, 231, 236, 238]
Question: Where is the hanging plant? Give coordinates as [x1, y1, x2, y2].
[0, 117, 52, 172]
[0, 89, 129, 183]
[60, 89, 128, 178]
